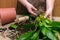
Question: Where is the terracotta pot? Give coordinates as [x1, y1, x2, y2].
[0, 8, 16, 24]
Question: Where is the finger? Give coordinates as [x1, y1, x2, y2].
[28, 8, 37, 16]
[32, 6, 37, 10]
[49, 14, 52, 20]
[44, 13, 48, 18]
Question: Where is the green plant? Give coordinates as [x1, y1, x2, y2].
[17, 14, 60, 40]
[10, 24, 17, 29]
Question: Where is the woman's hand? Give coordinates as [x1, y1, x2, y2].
[44, 9, 52, 20]
[19, 0, 37, 16]
[25, 3, 37, 16]
[44, 0, 55, 20]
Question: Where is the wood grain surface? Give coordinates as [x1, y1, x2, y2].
[0, 0, 17, 8]
[53, 0, 60, 16]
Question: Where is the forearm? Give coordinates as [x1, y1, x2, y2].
[46, 0, 55, 11]
[18, 0, 29, 7]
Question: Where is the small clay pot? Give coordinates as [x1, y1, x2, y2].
[0, 8, 16, 24]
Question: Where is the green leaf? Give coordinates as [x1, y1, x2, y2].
[42, 21, 52, 27]
[35, 17, 41, 27]
[43, 37, 51, 40]
[49, 21, 60, 33]
[17, 31, 34, 40]
[39, 15, 44, 20]
[29, 15, 35, 21]
[35, 35, 39, 40]
[54, 31, 60, 40]
[41, 26, 57, 40]
[10, 24, 17, 29]
[22, 23, 35, 29]
[50, 21, 60, 28]
[30, 30, 40, 40]
[46, 17, 52, 24]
